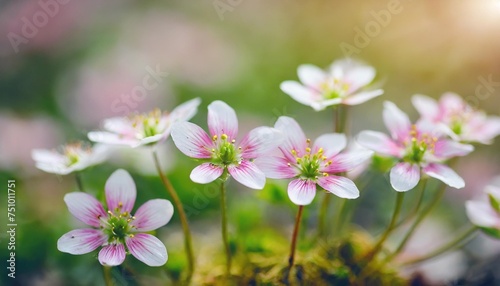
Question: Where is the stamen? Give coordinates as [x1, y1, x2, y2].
[221, 134, 228, 140]
[212, 135, 218, 141]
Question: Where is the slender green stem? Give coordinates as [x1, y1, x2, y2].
[152, 150, 195, 282]
[401, 225, 477, 266]
[364, 192, 405, 262]
[289, 205, 304, 269]
[103, 266, 113, 286]
[317, 194, 331, 237]
[333, 198, 348, 236]
[385, 184, 447, 262]
[220, 181, 231, 278]
[393, 179, 427, 230]
[75, 172, 84, 192]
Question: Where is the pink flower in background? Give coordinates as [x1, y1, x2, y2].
[257, 116, 371, 205]
[280, 59, 383, 111]
[31, 142, 108, 175]
[466, 180, 500, 238]
[171, 100, 282, 189]
[88, 98, 200, 148]
[58, 169, 172, 266]
[357, 101, 474, 192]
[412, 93, 500, 144]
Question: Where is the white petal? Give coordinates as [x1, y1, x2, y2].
[317, 175, 359, 199]
[287, 179, 317, 205]
[208, 100, 238, 140]
[313, 133, 347, 158]
[228, 161, 266, 190]
[356, 131, 403, 157]
[342, 89, 383, 105]
[126, 234, 168, 267]
[103, 117, 135, 135]
[64, 192, 107, 228]
[88, 131, 140, 147]
[254, 156, 299, 179]
[297, 64, 327, 86]
[169, 97, 201, 123]
[98, 244, 126, 266]
[190, 163, 224, 184]
[239, 127, 283, 158]
[57, 229, 107, 255]
[171, 122, 213, 159]
[31, 149, 65, 164]
[322, 149, 374, 173]
[423, 163, 464, 189]
[465, 201, 499, 228]
[131, 199, 174, 232]
[383, 101, 411, 142]
[433, 140, 473, 160]
[105, 169, 137, 213]
[274, 116, 307, 160]
[412, 94, 439, 119]
[280, 81, 318, 107]
[390, 162, 420, 192]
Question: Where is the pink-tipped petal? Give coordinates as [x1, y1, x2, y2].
[208, 101, 238, 140]
[190, 163, 224, 184]
[383, 101, 411, 142]
[342, 89, 383, 105]
[433, 140, 474, 160]
[280, 81, 318, 107]
[255, 156, 299, 179]
[228, 161, 266, 189]
[239, 127, 283, 158]
[412, 94, 439, 120]
[390, 162, 420, 192]
[169, 98, 201, 123]
[126, 234, 167, 267]
[322, 150, 373, 173]
[98, 244, 126, 266]
[274, 116, 307, 160]
[297, 64, 326, 87]
[313, 133, 347, 158]
[64, 193, 107, 228]
[131, 199, 174, 232]
[171, 122, 213, 159]
[105, 169, 137, 214]
[317, 175, 359, 199]
[465, 201, 499, 228]
[57, 229, 107, 255]
[423, 163, 464, 189]
[356, 131, 403, 157]
[288, 179, 317, 205]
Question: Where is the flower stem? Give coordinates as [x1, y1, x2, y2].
[317, 194, 331, 237]
[75, 172, 84, 192]
[220, 181, 231, 278]
[289, 205, 304, 269]
[103, 266, 113, 286]
[364, 192, 405, 262]
[152, 150, 195, 282]
[385, 184, 447, 262]
[393, 179, 427, 230]
[400, 225, 477, 266]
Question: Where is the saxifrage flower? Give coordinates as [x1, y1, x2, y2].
[280, 59, 383, 111]
[257, 116, 372, 205]
[357, 101, 474, 192]
[171, 100, 282, 189]
[57, 169, 173, 266]
[466, 179, 500, 238]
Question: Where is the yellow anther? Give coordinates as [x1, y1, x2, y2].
[291, 149, 297, 155]
[221, 134, 228, 140]
[322, 156, 327, 160]
[231, 139, 236, 143]
[238, 147, 242, 150]
[306, 138, 311, 144]
[306, 147, 311, 153]
[118, 202, 123, 207]
[323, 173, 329, 177]
[129, 234, 135, 238]
[211, 148, 216, 152]
[318, 148, 324, 154]
[212, 135, 218, 141]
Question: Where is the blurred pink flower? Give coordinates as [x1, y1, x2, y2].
[466, 179, 500, 238]
[357, 101, 473, 192]
[257, 116, 371, 205]
[280, 59, 383, 111]
[171, 100, 282, 189]
[58, 169, 172, 266]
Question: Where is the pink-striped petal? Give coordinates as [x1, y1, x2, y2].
[465, 201, 499, 228]
[288, 179, 317, 205]
[412, 94, 439, 120]
[228, 160, 266, 189]
[168, 97, 201, 123]
[105, 169, 136, 214]
[321, 150, 373, 174]
[171, 122, 213, 159]
[317, 175, 359, 199]
[207, 101, 238, 140]
[433, 140, 473, 160]
[423, 163, 464, 189]
[383, 101, 411, 142]
[280, 81, 318, 106]
[274, 116, 307, 160]
[342, 89, 383, 105]
[390, 162, 420, 192]
[239, 127, 283, 159]
[126, 233, 167, 267]
[64, 192, 107, 228]
[190, 163, 224, 184]
[98, 243, 126, 266]
[255, 156, 299, 179]
[356, 131, 403, 157]
[57, 229, 107, 255]
[313, 133, 347, 158]
[297, 64, 326, 87]
[131, 199, 174, 232]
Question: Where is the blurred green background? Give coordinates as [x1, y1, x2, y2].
[1, 0, 500, 285]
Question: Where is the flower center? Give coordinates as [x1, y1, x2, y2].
[211, 134, 241, 166]
[102, 205, 135, 243]
[63, 143, 91, 166]
[131, 109, 165, 138]
[290, 139, 331, 180]
[403, 125, 437, 164]
[319, 78, 350, 100]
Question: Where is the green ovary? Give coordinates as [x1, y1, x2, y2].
[105, 215, 132, 242]
[211, 134, 240, 166]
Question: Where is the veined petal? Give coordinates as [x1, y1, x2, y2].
[412, 94, 439, 120]
[342, 89, 383, 105]
[322, 149, 373, 173]
[423, 163, 464, 189]
[98, 244, 126, 266]
[190, 163, 224, 184]
[169, 97, 201, 123]
[208, 101, 238, 140]
[383, 101, 411, 142]
[288, 179, 317, 205]
[313, 133, 347, 158]
[280, 81, 318, 107]
[64, 192, 107, 228]
[131, 199, 174, 232]
[105, 169, 137, 214]
[465, 201, 499, 228]
[297, 64, 327, 87]
[171, 122, 213, 159]
[356, 131, 403, 157]
[274, 116, 307, 160]
[317, 175, 359, 199]
[390, 162, 420, 192]
[239, 127, 283, 158]
[126, 234, 167, 267]
[433, 140, 473, 160]
[254, 156, 299, 179]
[57, 229, 107, 255]
[228, 161, 266, 190]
